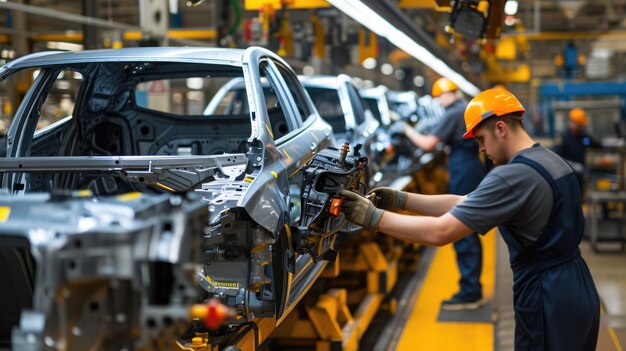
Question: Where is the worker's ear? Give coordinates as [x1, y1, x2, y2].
[494, 120, 507, 137]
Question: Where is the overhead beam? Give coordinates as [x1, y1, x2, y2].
[362, 0, 464, 75]
[0, 2, 215, 47]
[505, 31, 626, 41]
[540, 81, 626, 97]
[25, 29, 217, 43]
[486, 0, 505, 39]
[0, 2, 140, 32]
[357, 0, 483, 93]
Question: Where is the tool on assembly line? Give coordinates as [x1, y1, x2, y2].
[329, 192, 379, 217]
[294, 142, 369, 262]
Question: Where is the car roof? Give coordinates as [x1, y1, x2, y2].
[2, 47, 247, 71]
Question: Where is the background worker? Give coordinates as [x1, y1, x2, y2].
[553, 107, 602, 193]
[340, 88, 600, 350]
[394, 77, 485, 310]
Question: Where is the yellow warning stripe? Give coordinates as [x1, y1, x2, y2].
[117, 192, 142, 202]
[0, 206, 11, 222]
[601, 305, 624, 351]
[396, 229, 496, 350]
[156, 182, 176, 192]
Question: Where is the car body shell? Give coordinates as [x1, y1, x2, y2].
[0, 46, 341, 348]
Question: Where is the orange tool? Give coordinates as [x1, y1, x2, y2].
[329, 197, 343, 217]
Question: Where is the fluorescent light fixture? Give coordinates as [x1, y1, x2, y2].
[381, 63, 394, 75]
[362, 57, 377, 69]
[186, 77, 204, 90]
[302, 65, 315, 75]
[504, 0, 518, 16]
[327, 0, 480, 96]
[47, 41, 84, 51]
[413, 75, 425, 87]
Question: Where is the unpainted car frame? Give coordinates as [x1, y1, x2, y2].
[0, 46, 365, 350]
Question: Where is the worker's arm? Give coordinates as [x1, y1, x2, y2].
[404, 128, 440, 151]
[339, 190, 474, 246]
[368, 187, 465, 216]
[378, 211, 472, 246]
[404, 193, 466, 216]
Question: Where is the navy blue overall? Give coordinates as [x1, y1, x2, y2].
[500, 156, 599, 350]
[447, 101, 485, 300]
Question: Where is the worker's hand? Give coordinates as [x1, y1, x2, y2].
[339, 190, 384, 230]
[368, 187, 408, 211]
[389, 120, 411, 135]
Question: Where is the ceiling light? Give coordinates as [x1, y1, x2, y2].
[413, 75, 425, 87]
[302, 65, 315, 75]
[362, 57, 377, 70]
[327, 0, 480, 95]
[504, 0, 518, 16]
[186, 77, 204, 90]
[504, 16, 517, 26]
[47, 41, 83, 51]
[394, 69, 406, 80]
[381, 63, 394, 75]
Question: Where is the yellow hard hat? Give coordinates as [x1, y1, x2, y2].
[569, 108, 588, 126]
[463, 88, 526, 139]
[432, 78, 458, 97]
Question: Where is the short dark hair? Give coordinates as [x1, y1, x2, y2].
[481, 113, 524, 131]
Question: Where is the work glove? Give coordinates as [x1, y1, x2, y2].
[367, 187, 408, 211]
[339, 190, 384, 230]
[389, 120, 411, 135]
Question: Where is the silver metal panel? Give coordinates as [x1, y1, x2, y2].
[0, 47, 246, 72]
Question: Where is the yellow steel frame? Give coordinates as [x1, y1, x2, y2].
[175, 318, 277, 351]
[28, 29, 218, 43]
[506, 30, 626, 41]
[271, 236, 405, 351]
[244, 0, 330, 10]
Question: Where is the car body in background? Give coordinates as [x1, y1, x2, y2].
[387, 90, 422, 124]
[359, 85, 400, 185]
[206, 74, 381, 186]
[298, 75, 381, 185]
[0, 46, 363, 350]
[387, 90, 445, 134]
[377, 90, 447, 178]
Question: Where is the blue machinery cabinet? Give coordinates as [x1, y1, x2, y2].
[539, 81, 626, 137]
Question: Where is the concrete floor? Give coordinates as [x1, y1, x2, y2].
[581, 241, 626, 350]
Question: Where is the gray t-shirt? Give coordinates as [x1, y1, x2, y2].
[430, 99, 467, 144]
[450, 144, 570, 246]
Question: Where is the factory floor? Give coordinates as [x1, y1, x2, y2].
[393, 230, 626, 351]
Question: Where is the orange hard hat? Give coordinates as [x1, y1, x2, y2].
[432, 78, 458, 97]
[569, 107, 588, 126]
[463, 88, 526, 139]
